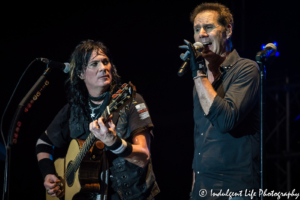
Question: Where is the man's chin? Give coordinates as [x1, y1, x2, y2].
[202, 51, 215, 58]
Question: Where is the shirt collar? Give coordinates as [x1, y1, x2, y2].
[220, 49, 240, 72]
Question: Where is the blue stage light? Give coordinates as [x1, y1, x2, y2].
[261, 44, 266, 50]
[273, 42, 277, 46]
[295, 114, 300, 121]
[275, 52, 279, 57]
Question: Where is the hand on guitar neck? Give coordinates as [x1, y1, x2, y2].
[89, 116, 117, 146]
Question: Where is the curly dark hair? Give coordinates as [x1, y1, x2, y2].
[67, 40, 121, 119]
[190, 2, 234, 51]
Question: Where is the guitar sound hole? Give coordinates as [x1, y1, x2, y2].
[66, 161, 75, 187]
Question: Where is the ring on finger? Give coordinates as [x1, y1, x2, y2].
[47, 189, 51, 195]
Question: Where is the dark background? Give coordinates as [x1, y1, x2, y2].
[0, 0, 299, 199]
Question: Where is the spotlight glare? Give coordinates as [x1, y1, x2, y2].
[275, 52, 279, 57]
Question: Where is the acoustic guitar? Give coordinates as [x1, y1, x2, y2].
[46, 82, 136, 200]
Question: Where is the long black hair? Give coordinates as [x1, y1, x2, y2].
[67, 40, 121, 119]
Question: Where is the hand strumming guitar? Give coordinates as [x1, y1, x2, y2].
[44, 174, 64, 198]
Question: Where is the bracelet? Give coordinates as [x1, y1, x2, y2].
[193, 74, 207, 80]
[38, 158, 56, 180]
[106, 136, 133, 157]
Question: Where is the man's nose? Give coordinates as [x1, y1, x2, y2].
[98, 65, 108, 73]
[199, 27, 208, 38]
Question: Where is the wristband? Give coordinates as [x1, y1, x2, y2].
[38, 158, 56, 180]
[106, 136, 133, 157]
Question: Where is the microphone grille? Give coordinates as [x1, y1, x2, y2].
[193, 42, 204, 50]
[265, 43, 277, 51]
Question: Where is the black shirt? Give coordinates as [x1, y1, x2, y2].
[192, 50, 260, 199]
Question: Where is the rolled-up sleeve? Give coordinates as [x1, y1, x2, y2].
[205, 62, 260, 133]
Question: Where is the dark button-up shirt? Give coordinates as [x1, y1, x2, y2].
[192, 50, 260, 199]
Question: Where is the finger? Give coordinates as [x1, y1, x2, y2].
[107, 119, 116, 130]
[45, 174, 58, 183]
[55, 180, 62, 188]
[179, 45, 189, 50]
[184, 39, 191, 45]
[44, 181, 57, 189]
[184, 40, 195, 50]
[89, 121, 93, 131]
[180, 51, 191, 61]
[49, 186, 60, 193]
[97, 117, 106, 129]
[94, 120, 100, 129]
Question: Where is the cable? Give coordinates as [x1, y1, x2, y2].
[0, 59, 37, 153]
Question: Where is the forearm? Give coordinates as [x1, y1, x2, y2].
[37, 152, 51, 161]
[124, 144, 150, 168]
[36, 131, 56, 179]
[106, 131, 151, 168]
[194, 74, 217, 115]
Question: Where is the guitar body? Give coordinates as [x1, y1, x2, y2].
[46, 139, 103, 200]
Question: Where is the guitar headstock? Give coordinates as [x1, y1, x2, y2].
[109, 82, 136, 113]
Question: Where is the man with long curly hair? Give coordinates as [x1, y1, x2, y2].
[36, 40, 160, 200]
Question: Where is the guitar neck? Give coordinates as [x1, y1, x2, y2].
[68, 107, 110, 173]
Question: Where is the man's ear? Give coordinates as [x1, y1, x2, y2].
[226, 24, 232, 39]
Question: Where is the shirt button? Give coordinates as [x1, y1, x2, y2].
[197, 171, 200, 174]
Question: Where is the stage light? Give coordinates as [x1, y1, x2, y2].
[261, 44, 266, 50]
[273, 42, 277, 46]
[275, 52, 279, 57]
[295, 114, 300, 121]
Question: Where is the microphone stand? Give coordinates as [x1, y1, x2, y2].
[256, 57, 266, 200]
[2, 67, 52, 200]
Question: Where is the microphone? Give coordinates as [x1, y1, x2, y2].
[36, 58, 70, 73]
[178, 42, 204, 77]
[255, 43, 277, 62]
